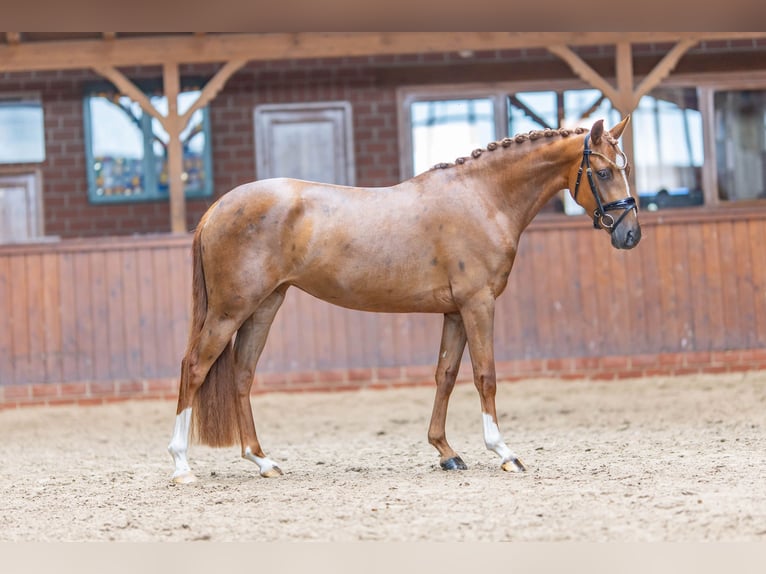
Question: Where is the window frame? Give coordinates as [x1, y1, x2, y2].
[397, 71, 766, 212]
[82, 78, 214, 205]
[0, 92, 46, 165]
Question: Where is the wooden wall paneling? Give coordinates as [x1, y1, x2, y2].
[700, 222, 726, 350]
[41, 253, 62, 384]
[637, 229, 662, 354]
[670, 224, 695, 352]
[576, 229, 607, 357]
[89, 250, 111, 381]
[604, 247, 632, 355]
[343, 305, 364, 370]
[308, 290, 334, 371]
[361, 311, 382, 370]
[495, 241, 525, 361]
[377, 311, 398, 368]
[105, 250, 127, 379]
[295, 289, 318, 371]
[273, 287, 297, 372]
[72, 252, 94, 380]
[618, 246, 648, 354]
[121, 249, 143, 379]
[552, 228, 580, 358]
[136, 248, 158, 377]
[167, 245, 190, 367]
[0, 256, 12, 384]
[553, 227, 584, 357]
[653, 224, 681, 352]
[716, 220, 743, 349]
[151, 248, 174, 375]
[512, 238, 540, 359]
[585, 231, 613, 355]
[57, 252, 78, 381]
[396, 315, 415, 368]
[733, 220, 758, 349]
[25, 253, 47, 384]
[530, 231, 557, 358]
[683, 223, 710, 351]
[331, 307, 351, 371]
[747, 219, 766, 347]
[10, 255, 29, 384]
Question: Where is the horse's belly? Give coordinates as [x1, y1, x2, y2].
[292, 277, 457, 314]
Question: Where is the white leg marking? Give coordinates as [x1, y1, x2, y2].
[168, 408, 195, 481]
[482, 412, 517, 462]
[243, 447, 281, 477]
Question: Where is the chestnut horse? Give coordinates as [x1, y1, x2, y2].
[168, 117, 640, 483]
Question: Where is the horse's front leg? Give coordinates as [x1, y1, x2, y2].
[459, 292, 526, 473]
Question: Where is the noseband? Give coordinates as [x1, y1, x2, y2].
[573, 134, 637, 231]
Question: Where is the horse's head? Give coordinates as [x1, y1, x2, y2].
[567, 116, 641, 250]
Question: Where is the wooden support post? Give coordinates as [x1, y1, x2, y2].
[614, 42, 636, 189]
[95, 60, 248, 234]
[163, 62, 186, 234]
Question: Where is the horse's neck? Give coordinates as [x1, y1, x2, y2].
[479, 135, 583, 230]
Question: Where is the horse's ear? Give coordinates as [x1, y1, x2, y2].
[590, 119, 605, 145]
[609, 115, 631, 140]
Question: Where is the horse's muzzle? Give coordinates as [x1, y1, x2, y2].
[611, 224, 641, 250]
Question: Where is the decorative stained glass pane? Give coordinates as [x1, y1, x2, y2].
[88, 95, 147, 198]
[85, 83, 212, 203]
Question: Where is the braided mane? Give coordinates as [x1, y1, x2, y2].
[429, 126, 590, 171]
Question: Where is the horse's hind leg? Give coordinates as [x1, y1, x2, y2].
[233, 288, 287, 477]
[169, 315, 242, 483]
[428, 312, 468, 470]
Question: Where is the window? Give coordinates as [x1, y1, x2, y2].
[0, 95, 45, 164]
[83, 81, 212, 203]
[411, 98, 496, 175]
[714, 90, 766, 202]
[400, 83, 712, 213]
[632, 87, 704, 210]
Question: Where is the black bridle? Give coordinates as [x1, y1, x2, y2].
[573, 134, 637, 231]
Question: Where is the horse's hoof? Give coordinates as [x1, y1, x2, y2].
[440, 456, 468, 471]
[171, 471, 198, 484]
[501, 457, 527, 473]
[260, 465, 283, 478]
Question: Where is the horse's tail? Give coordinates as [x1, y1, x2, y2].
[176, 214, 239, 447]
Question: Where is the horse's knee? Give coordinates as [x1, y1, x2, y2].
[435, 366, 458, 391]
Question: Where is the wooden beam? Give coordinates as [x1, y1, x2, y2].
[92, 65, 168, 128]
[1, 32, 765, 73]
[547, 44, 620, 105]
[633, 38, 697, 102]
[614, 42, 634, 113]
[613, 42, 636, 189]
[180, 59, 247, 126]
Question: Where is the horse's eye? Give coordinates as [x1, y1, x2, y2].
[596, 169, 611, 180]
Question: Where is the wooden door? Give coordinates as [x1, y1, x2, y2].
[0, 172, 42, 243]
[254, 102, 355, 185]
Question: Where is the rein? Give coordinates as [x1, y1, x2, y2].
[573, 134, 637, 231]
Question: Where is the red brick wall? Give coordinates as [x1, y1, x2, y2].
[2, 349, 765, 409]
[2, 40, 766, 239]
